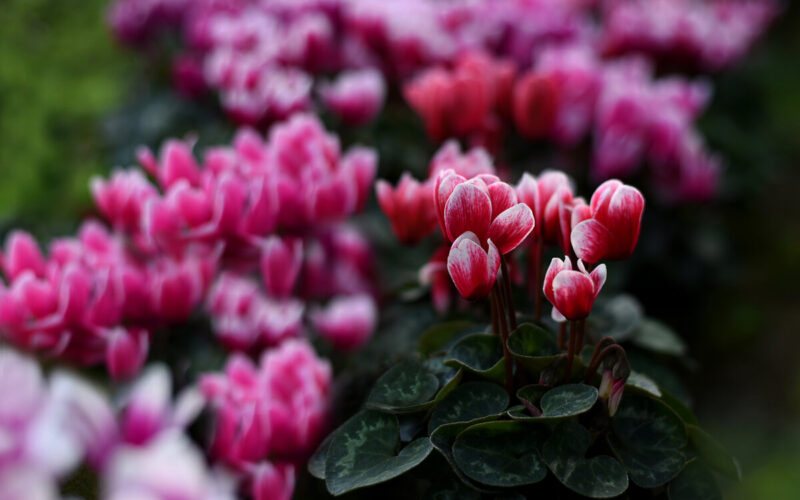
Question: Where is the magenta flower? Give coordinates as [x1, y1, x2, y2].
[543, 256, 607, 321]
[320, 68, 386, 126]
[571, 180, 645, 264]
[446, 232, 501, 300]
[310, 294, 377, 351]
[376, 173, 437, 245]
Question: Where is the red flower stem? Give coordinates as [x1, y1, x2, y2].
[500, 254, 517, 331]
[492, 287, 515, 396]
[586, 336, 617, 373]
[557, 322, 567, 350]
[490, 287, 500, 337]
[531, 238, 543, 322]
[584, 344, 629, 383]
[576, 319, 585, 357]
[563, 320, 577, 383]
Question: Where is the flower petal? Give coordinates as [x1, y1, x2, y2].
[570, 219, 614, 264]
[487, 182, 518, 220]
[552, 270, 595, 319]
[487, 204, 535, 254]
[444, 182, 492, 242]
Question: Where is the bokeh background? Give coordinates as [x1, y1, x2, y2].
[1, 0, 799, 498]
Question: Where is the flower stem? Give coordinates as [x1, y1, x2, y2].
[557, 322, 567, 350]
[500, 254, 517, 331]
[492, 287, 515, 396]
[529, 237, 543, 322]
[563, 320, 578, 383]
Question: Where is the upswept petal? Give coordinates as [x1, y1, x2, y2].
[487, 182, 518, 220]
[589, 179, 623, 221]
[444, 182, 492, 242]
[604, 185, 644, 258]
[446, 232, 498, 300]
[434, 170, 466, 235]
[487, 204, 535, 254]
[375, 180, 396, 219]
[543, 256, 571, 305]
[571, 219, 614, 264]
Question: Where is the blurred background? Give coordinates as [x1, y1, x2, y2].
[1, 0, 799, 498]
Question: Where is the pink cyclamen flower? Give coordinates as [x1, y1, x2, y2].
[105, 327, 149, 381]
[571, 180, 645, 263]
[375, 173, 437, 245]
[419, 245, 453, 314]
[543, 256, 607, 321]
[515, 170, 574, 243]
[311, 294, 377, 351]
[320, 69, 386, 126]
[436, 172, 534, 254]
[260, 236, 303, 298]
[446, 232, 501, 300]
[251, 461, 295, 500]
[512, 72, 559, 140]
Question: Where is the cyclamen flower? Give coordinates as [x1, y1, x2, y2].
[419, 245, 453, 313]
[260, 236, 303, 298]
[201, 340, 331, 461]
[320, 68, 386, 125]
[447, 232, 500, 300]
[571, 180, 645, 263]
[516, 170, 574, 243]
[428, 141, 496, 180]
[543, 256, 607, 321]
[376, 173, 437, 245]
[435, 171, 534, 254]
[104, 431, 236, 500]
[512, 72, 560, 140]
[310, 294, 377, 351]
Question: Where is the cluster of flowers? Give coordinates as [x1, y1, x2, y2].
[405, 45, 720, 202]
[378, 142, 644, 410]
[378, 142, 643, 314]
[0, 114, 378, 377]
[108, 0, 774, 130]
[0, 341, 329, 500]
[600, 0, 778, 71]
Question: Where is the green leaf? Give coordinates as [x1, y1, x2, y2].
[506, 323, 561, 373]
[661, 390, 699, 426]
[419, 321, 481, 357]
[325, 410, 433, 496]
[632, 319, 687, 356]
[308, 431, 335, 479]
[667, 460, 722, 500]
[430, 422, 498, 493]
[366, 360, 441, 412]
[444, 334, 506, 382]
[589, 294, 643, 342]
[452, 421, 548, 487]
[687, 425, 741, 480]
[543, 421, 629, 498]
[510, 384, 598, 421]
[609, 395, 688, 488]
[625, 371, 662, 398]
[428, 382, 509, 433]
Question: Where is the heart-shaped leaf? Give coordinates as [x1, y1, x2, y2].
[325, 410, 433, 496]
[430, 421, 499, 493]
[687, 425, 741, 480]
[444, 334, 506, 382]
[632, 319, 687, 356]
[589, 294, 643, 342]
[543, 421, 629, 498]
[511, 384, 598, 420]
[625, 371, 662, 398]
[308, 430, 336, 479]
[608, 395, 688, 488]
[428, 382, 509, 433]
[419, 321, 482, 357]
[661, 390, 698, 426]
[507, 323, 561, 373]
[366, 360, 441, 412]
[667, 460, 722, 500]
[452, 421, 548, 487]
